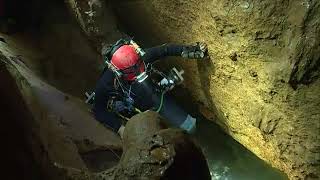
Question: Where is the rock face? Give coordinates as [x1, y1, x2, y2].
[109, 1, 320, 179]
[0, 29, 122, 179]
[65, 0, 122, 49]
[39, 111, 211, 180]
[108, 111, 211, 180]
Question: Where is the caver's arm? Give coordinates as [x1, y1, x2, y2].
[143, 42, 208, 63]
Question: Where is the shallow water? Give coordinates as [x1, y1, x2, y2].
[193, 118, 288, 180]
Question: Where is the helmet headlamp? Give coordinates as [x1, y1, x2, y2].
[136, 71, 149, 83]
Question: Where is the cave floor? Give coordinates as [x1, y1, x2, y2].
[193, 117, 288, 180]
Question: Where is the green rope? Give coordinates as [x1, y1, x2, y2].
[134, 108, 142, 113]
[156, 91, 165, 113]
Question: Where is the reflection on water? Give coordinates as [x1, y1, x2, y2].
[193, 118, 288, 180]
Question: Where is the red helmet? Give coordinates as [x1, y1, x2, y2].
[111, 45, 145, 81]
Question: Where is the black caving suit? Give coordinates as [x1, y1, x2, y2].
[93, 44, 195, 132]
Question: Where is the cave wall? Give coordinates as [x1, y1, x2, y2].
[109, 0, 320, 179]
[0, 0, 123, 175]
[0, 57, 44, 180]
[1, 0, 110, 98]
[0, 55, 69, 180]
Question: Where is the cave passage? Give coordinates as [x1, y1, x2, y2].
[0, 0, 289, 179]
[193, 115, 288, 180]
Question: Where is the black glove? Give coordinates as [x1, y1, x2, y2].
[124, 97, 134, 112]
[112, 101, 126, 112]
[181, 42, 208, 59]
[112, 97, 135, 113]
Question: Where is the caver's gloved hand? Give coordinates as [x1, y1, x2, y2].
[180, 115, 197, 134]
[112, 97, 134, 112]
[124, 97, 134, 112]
[113, 101, 126, 112]
[181, 42, 208, 59]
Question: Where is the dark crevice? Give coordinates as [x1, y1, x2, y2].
[0, 61, 44, 180]
[80, 149, 122, 173]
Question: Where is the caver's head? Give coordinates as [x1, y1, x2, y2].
[111, 44, 145, 81]
[103, 39, 147, 82]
